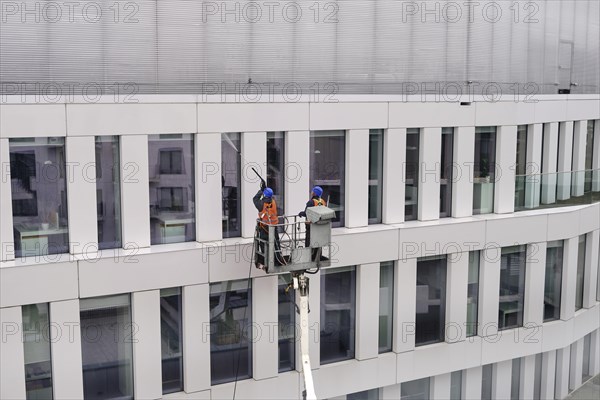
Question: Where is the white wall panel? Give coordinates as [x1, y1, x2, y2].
[382, 128, 406, 224]
[356, 262, 379, 360]
[494, 125, 518, 214]
[524, 242, 547, 327]
[492, 359, 512, 400]
[182, 284, 211, 393]
[525, 124, 543, 209]
[285, 131, 310, 218]
[195, 133, 223, 242]
[555, 346, 570, 399]
[241, 131, 267, 238]
[252, 275, 279, 380]
[520, 355, 536, 400]
[452, 126, 475, 218]
[569, 338, 584, 391]
[389, 102, 475, 128]
[463, 366, 483, 400]
[478, 246, 501, 337]
[132, 290, 162, 399]
[561, 237, 579, 321]
[430, 372, 451, 400]
[393, 258, 416, 353]
[446, 252, 468, 343]
[540, 350, 556, 400]
[418, 127, 441, 221]
[309, 103, 387, 131]
[0, 104, 66, 138]
[0, 306, 26, 400]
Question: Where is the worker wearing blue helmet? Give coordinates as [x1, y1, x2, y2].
[298, 186, 327, 250]
[253, 185, 280, 269]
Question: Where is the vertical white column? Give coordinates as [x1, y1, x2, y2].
[524, 242, 546, 326]
[540, 350, 556, 400]
[561, 237, 578, 321]
[463, 366, 483, 400]
[66, 136, 98, 254]
[120, 135, 150, 248]
[50, 299, 84, 400]
[583, 230, 599, 308]
[494, 125, 517, 214]
[252, 275, 278, 379]
[0, 138, 15, 261]
[183, 284, 211, 392]
[590, 329, 600, 375]
[541, 122, 559, 204]
[308, 269, 321, 368]
[393, 258, 417, 353]
[571, 121, 587, 197]
[556, 122, 574, 201]
[452, 126, 475, 218]
[568, 338, 584, 391]
[241, 132, 267, 238]
[132, 290, 162, 400]
[196, 133, 222, 242]
[346, 129, 370, 228]
[555, 346, 570, 399]
[382, 128, 406, 224]
[446, 252, 468, 343]
[381, 383, 401, 400]
[356, 262, 380, 360]
[525, 124, 543, 209]
[0, 306, 25, 399]
[592, 120, 600, 191]
[478, 246, 501, 337]
[418, 127, 442, 221]
[285, 131, 310, 218]
[430, 372, 451, 400]
[492, 360, 512, 400]
[520, 355, 536, 400]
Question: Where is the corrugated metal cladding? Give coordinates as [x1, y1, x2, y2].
[0, 0, 598, 95]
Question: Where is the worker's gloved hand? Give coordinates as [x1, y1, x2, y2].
[260, 180, 266, 191]
[298, 211, 306, 218]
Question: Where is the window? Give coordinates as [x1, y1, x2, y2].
[222, 133, 242, 238]
[467, 251, 480, 337]
[10, 137, 69, 257]
[80, 294, 134, 400]
[416, 255, 447, 346]
[481, 364, 493, 400]
[473, 127, 497, 215]
[148, 134, 195, 244]
[278, 275, 295, 372]
[369, 129, 384, 224]
[534, 353, 543, 400]
[320, 266, 356, 364]
[267, 132, 285, 216]
[450, 370, 463, 400]
[401, 377, 430, 400]
[575, 234, 586, 310]
[499, 246, 526, 330]
[379, 261, 394, 353]
[584, 121, 595, 193]
[95, 136, 122, 250]
[544, 241, 563, 321]
[440, 128, 454, 217]
[22, 303, 52, 399]
[160, 288, 183, 394]
[405, 129, 420, 221]
[511, 358, 521, 400]
[348, 388, 380, 399]
[209, 280, 252, 384]
[310, 131, 346, 227]
[515, 125, 528, 210]
[582, 333, 592, 381]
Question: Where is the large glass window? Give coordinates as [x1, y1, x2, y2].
[534, 353, 543, 400]
[401, 377, 430, 400]
[222, 133, 242, 238]
[582, 333, 592, 382]
[347, 388, 380, 400]
[575, 234, 586, 311]
[310, 131, 345, 227]
[450, 370, 463, 400]
[209, 280, 252, 384]
[584, 121, 595, 193]
[320, 266, 356, 364]
[416, 255, 447, 346]
[22, 303, 52, 399]
[473, 127, 497, 215]
[95, 136, 122, 250]
[544, 241, 563, 321]
[499, 246, 527, 330]
[267, 132, 285, 216]
[467, 251, 480, 337]
[511, 358, 521, 400]
[514, 125, 528, 209]
[10, 137, 69, 257]
[440, 127, 454, 218]
[379, 261, 394, 353]
[405, 129, 420, 221]
[481, 364, 493, 400]
[80, 294, 134, 400]
[278, 275, 296, 372]
[160, 288, 183, 394]
[148, 134, 195, 245]
[369, 129, 384, 224]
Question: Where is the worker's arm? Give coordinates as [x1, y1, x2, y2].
[253, 190, 263, 211]
[298, 199, 313, 218]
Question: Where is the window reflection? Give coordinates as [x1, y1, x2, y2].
[222, 133, 242, 238]
[267, 132, 285, 216]
[369, 129, 384, 224]
[473, 127, 497, 215]
[499, 246, 526, 330]
[544, 241, 563, 321]
[405, 129, 420, 221]
[22, 303, 53, 399]
[161, 288, 183, 394]
[416, 255, 447, 346]
[95, 136, 122, 250]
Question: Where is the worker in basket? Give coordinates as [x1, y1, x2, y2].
[298, 186, 327, 258]
[253, 184, 282, 270]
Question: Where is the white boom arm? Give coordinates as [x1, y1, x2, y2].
[294, 275, 317, 400]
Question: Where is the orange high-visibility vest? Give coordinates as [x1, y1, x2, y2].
[312, 198, 326, 207]
[259, 199, 278, 229]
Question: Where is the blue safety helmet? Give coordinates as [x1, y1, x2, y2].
[263, 187, 274, 198]
[312, 186, 323, 197]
